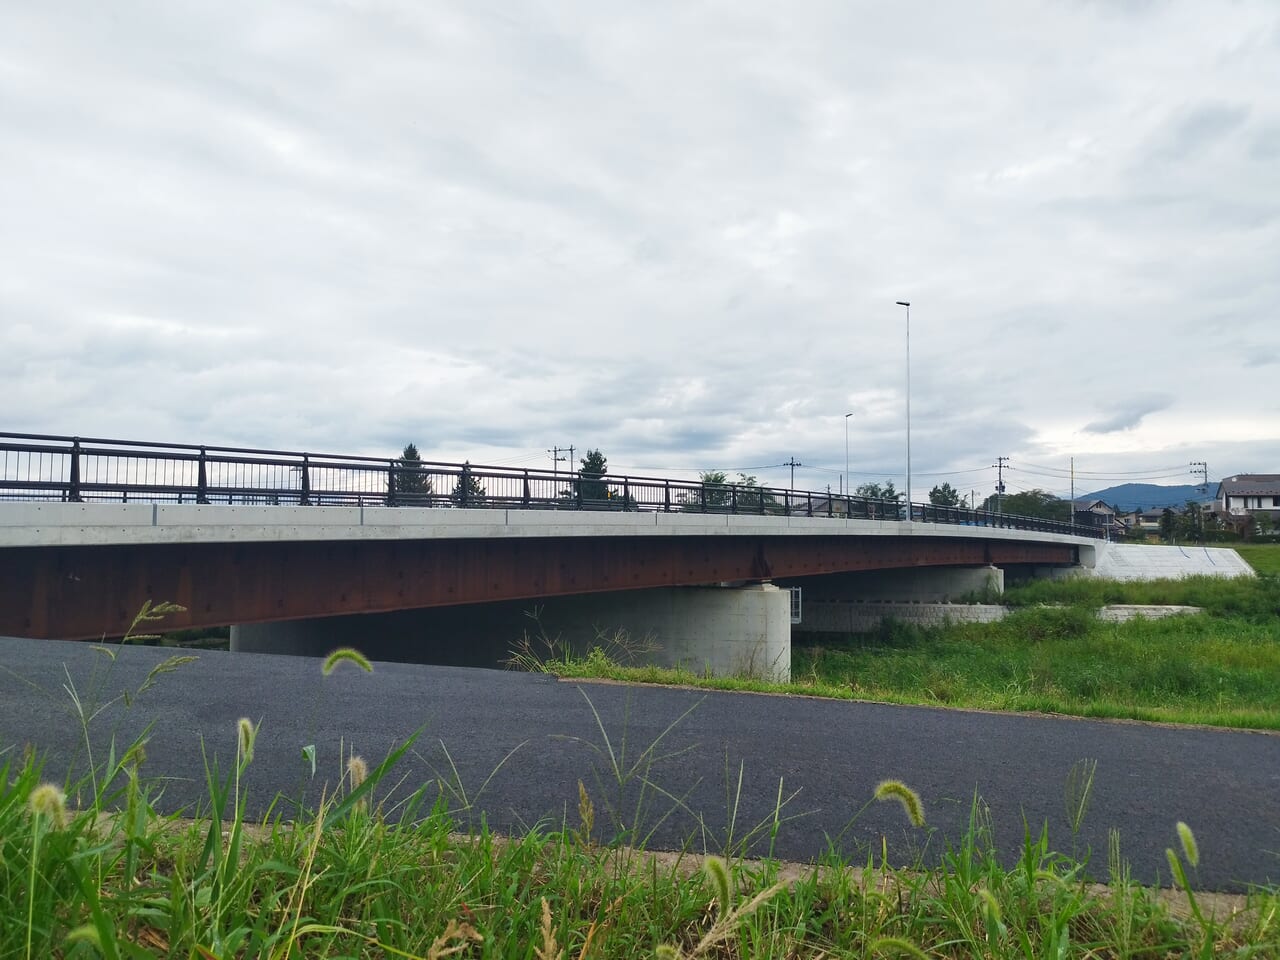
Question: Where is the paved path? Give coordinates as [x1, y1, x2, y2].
[1, 636, 1277, 892]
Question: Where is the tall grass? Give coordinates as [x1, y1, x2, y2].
[794, 606, 1280, 728]
[1002, 571, 1280, 620]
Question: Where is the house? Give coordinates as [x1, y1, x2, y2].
[1123, 508, 1166, 532]
[1072, 499, 1127, 537]
[1215, 475, 1280, 524]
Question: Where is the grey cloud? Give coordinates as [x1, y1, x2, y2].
[1083, 395, 1174, 434]
[1149, 103, 1251, 163]
[1251, 125, 1280, 160]
[1243, 350, 1279, 368]
[3, 2, 1278, 491]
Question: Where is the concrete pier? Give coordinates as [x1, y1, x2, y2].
[232, 582, 792, 682]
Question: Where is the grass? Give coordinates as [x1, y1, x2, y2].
[794, 607, 1280, 729]
[1236, 542, 1280, 576]
[525, 573, 1280, 731]
[5, 632, 1280, 959]
[8, 748, 1279, 958]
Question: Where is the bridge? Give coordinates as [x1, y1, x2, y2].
[1, 432, 1101, 678]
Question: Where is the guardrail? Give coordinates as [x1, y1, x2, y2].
[0, 431, 1104, 538]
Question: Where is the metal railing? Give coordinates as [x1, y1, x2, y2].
[0, 432, 1104, 538]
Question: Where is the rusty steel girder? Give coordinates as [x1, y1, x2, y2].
[0, 535, 1077, 640]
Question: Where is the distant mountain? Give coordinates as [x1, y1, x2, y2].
[1076, 483, 1212, 512]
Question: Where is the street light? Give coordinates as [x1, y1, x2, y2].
[844, 412, 853, 499]
[896, 300, 911, 511]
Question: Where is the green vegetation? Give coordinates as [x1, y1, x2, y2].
[1236, 543, 1280, 575]
[928, 482, 961, 506]
[980, 488, 1070, 521]
[5, 617, 1279, 957]
[8, 742, 1278, 957]
[393, 442, 433, 499]
[856, 480, 901, 502]
[450, 461, 486, 505]
[577, 448, 610, 501]
[531, 574, 1280, 731]
[794, 606, 1280, 729]
[1002, 571, 1280, 621]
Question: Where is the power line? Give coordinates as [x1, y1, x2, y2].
[1015, 460, 1188, 477]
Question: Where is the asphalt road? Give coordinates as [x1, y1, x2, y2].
[2, 636, 1277, 892]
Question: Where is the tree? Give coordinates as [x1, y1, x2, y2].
[928, 482, 961, 507]
[734, 473, 764, 510]
[698, 470, 731, 509]
[576, 449, 609, 501]
[1176, 501, 1205, 543]
[393, 442, 433, 501]
[690, 471, 767, 512]
[856, 480, 901, 502]
[450, 461, 486, 506]
[1159, 507, 1177, 542]
[980, 489, 1069, 521]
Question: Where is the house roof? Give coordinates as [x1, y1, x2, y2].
[1216, 474, 1280, 497]
[1073, 499, 1115, 513]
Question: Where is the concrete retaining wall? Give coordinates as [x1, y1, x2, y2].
[800, 601, 1007, 633]
[799, 601, 1204, 633]
[1091, 543, 1254, 581]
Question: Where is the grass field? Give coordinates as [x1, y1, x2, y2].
[540, 571, 1280, 731]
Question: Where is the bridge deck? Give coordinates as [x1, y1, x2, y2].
[0, 503, 1087, 640]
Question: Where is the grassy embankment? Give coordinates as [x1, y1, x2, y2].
[529, 547, 1280, 731]
[5, 635, 1279, 958]
[1235, 542, 1280, 575]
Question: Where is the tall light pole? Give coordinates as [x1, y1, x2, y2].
[844, 412, 853, 498]
[896, 300, 911, 509]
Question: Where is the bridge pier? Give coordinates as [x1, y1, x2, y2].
[786, 564, 1004, 635]
[230, 582, 792, 682]
[783, 564, 1004, 604]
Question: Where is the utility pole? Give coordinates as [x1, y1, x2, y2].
[1190, 461, 1208, 495]
[993, 456, 1009, 514]
[785, 457, 802, 490]
[549, 445, 573, 480]
[1070, 457, 1075, 508]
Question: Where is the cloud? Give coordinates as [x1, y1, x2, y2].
[1148, 103, 1251, 163]
[2, 0, 1279, 499]
[1083, 395, 1175, 434]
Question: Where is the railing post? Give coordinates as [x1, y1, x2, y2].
[730, 484, 738, 514]
[461, 462, 472, 507]
[700, 484, 706, 513]
[67, 438, 82, 503]
[387, 459, 398, 506]
[522, 470, 531, 507]
[806, 492, 813, 517]
[197, 446, 209, 504]
[299, 454, 311, 505]
[664, 480, 671, 513]
[622, 477, 630, 511]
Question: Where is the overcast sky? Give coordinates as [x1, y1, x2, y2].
[3, 1, 1277, 502]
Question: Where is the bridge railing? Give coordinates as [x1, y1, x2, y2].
[0, 431, 1104, 538]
